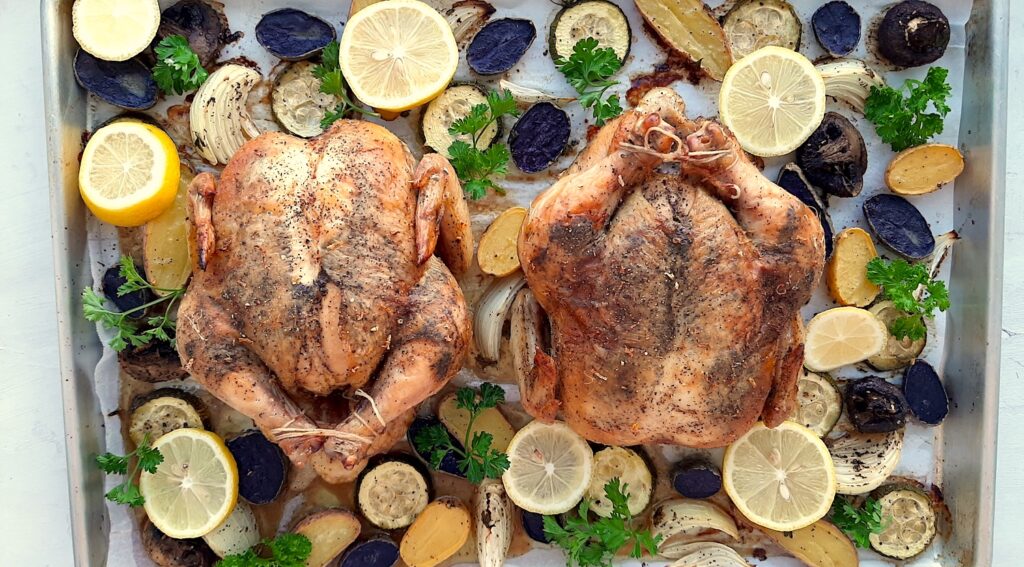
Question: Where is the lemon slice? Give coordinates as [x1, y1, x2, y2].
[140, 428, 238, 539]
[502, 420, 594, 515]
[339, 0, 458, 112]
[792, 371, 842, 437]
[719, 46, 826, 157]
[79, 121, 180, 227]
[72, 0, 160, 62]
[585, 447, 653, 517]
[804, 307, 888, 372]
[723, 421, 836, 532]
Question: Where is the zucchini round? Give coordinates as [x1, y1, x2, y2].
[272, 61, 342, 138]
[421, 84, 499, 156]
[792, 371, 842, 437]
[868, 301, 926, 371]
[585, 447, 652, 517]
[356, 454, 433, 530]
[722, 0, 802, 60]
[128, 388, 208, 446]
[549, 0, 631, 62]
[869, 483, 937, 559]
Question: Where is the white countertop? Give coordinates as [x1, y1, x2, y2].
[0, 1, 1020, 565]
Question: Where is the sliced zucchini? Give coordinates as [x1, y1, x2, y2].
[830, 429, 903, 495]
[869, 483, 937, 559]
[272, 61, 342, 138]
[549, 0, 631, 62]
[792, 370, 842, 437]
[128, 389, 207, 446]
[356, 454, 433, 530]
[868, 301, 926, 371]
[723, 0, 802, 60]
[585, 447, 653, 517]
[421, 84, 499, 156]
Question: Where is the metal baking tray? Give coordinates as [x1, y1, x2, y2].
[41, 0, 1008, 564]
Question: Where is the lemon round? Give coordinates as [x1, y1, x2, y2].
[338, 0, 458, 112]
[72, 0, 160, 62]
[502, 420, 594, 515]
[723, 421, 836, 532]
[79, 122, 180, 227]
[140, 428, 238, 539]
[719, 46, 826, 157]
[804, 307, 889, 372]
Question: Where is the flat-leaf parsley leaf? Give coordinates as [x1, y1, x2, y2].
[217, 533, 312, 567]
[447, 90, 520, 199]
[555, 38, 623, 126]
[866, 257, 950, 341]
[865, 67, 952, 152]
[830, 497, 887, 548]
[312, 41, 378, 129]
[95, 433, 164, 507]
[153, 35, 208, 95]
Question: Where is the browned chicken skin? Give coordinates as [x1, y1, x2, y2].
[517, 89, 824, 447]
[177, 120, 473, 482]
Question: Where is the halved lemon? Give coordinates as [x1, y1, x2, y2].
[502, 420, 594, 515]
[338, 0, 459, 112]
[723, 421, 836, 532]
[79, 121, 180, 227]
[804, 307, 888, 372]
[72, 0, 160, 62]
[719, 46, 826, 157]
[140, 428, 238, 539]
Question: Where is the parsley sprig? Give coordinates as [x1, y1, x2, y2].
[447, 90, 520, 200]
[82, 256, 186, 352]
[153, 35, 209, 95]
[413, 383, 511, 484]
[866, 257, 950, 341]
[313, 41, 378, 129]
[830, 497, 888, 548]
[555, 38, 623, 126]
[543, 478, 661, 567]
[217, 533, 312, 567]
[865, 67, 952, 152]
[95, 433, 164, 507]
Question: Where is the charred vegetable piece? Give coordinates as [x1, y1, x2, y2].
[722, 0, 802, 60]
[827, 227, 880, 307]
[256, 8, 336, 61]
[226, 430, 287, 504]
[119, 341, 189, 382]
[876, 1, 950, 68]
[141, 518, 218, 567]
[159, 0, 233, 68]
[74, 50, 157, 110]
[671, 457, 722, 499]
[408, 416, 465, 477]
[400, 497, 471, 567]
[128, 388, 208, 446]
[294, 509, 362, 567]
[777, 164, 834, 258]
[845, 377, 909, 434]
[522, 510, 556, 544]
[885, 143, 964, 195]
[863, 194, 935, 259]
[869, 483, 937, 558]
[903, 360, 948, 425]
[338, 537, 401, 567]
[868, 301, 926, 370]
[356, 454, 432, 529]
[102, 262, 152, 318]
[796, 112, 867, 198]
[467, 19, 536, 75]
[549, 0, 631, 62]
[508, 102, 570, 173]
[812, 1, 861, 57]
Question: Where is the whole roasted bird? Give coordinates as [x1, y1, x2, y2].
[517, 88, 825, 447]
[177, 120, 473, 482]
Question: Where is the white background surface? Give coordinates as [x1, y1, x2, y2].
[0, 1, 1018, 566]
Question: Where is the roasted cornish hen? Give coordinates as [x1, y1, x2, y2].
[177, 120, 473, 482]
[517, 89, 825, 447]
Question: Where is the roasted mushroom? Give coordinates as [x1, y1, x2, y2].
[876, 0, 950, 68]
[159, 0, 235, 68]
[845, 377, 909, 434]
[795, 112, 867, 198]
[256, 8, 336, 61]
[141, 518, 218, 567]
[73, 50, 157, 110]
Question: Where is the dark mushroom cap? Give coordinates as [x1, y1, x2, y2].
[845, 376, 909, 434]
[256, 8, 336, 61]
[876, 0, 950, 68]
[795, 112, 867, 198]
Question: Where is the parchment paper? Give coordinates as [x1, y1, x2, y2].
[85, 0, 974, 565]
